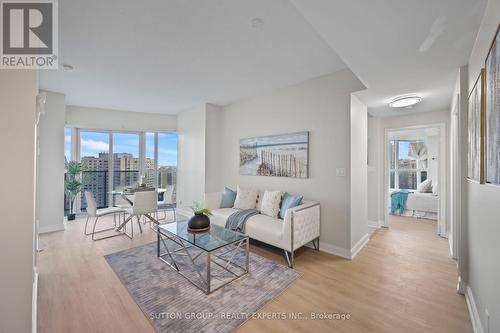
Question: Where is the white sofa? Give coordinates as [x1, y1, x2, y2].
[204, 191, 320, 267]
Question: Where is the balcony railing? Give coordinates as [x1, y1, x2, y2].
[65, 170, 176, 213]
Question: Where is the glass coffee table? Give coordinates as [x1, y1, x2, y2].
[157, 220, 250, 294]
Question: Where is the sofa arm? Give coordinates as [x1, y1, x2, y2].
[283, 202, 320, 251]
[204, 192, 223, 210]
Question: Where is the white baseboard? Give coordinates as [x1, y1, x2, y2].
[32, 269, 37, 333]
[39, 223, 65, 234]
[466, 285, 484, 333]
[351, 233, 370, 259]
[367, 220, 381, 236]
[314, 236, 370, 260]
[316, 241, 351, 259]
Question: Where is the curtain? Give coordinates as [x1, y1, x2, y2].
[408, 142, 428, 170]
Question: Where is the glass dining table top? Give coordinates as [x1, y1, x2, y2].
[158, 220, 247, 252]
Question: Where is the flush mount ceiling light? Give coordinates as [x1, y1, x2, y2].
[389, 95, 422, 108]
[250, 17, 264, 29]
[61, 64, 74, 72]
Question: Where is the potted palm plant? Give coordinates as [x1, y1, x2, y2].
[65, 161, 84, 221]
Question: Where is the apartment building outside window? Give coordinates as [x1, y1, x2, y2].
[389, 140, 427, 190]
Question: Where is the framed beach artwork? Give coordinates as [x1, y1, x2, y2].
[485, 25, 500, 185]
[239, 131, 309, 178]
[467, 69, 485, 183]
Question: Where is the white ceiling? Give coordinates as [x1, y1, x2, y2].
[291, 0, 486, 117]
[41, 0, 487, 116]
[39, 0, 346, 114]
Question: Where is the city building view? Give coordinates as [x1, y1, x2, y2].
[64, 130, 177, 211]
[389, 140, 427, 190]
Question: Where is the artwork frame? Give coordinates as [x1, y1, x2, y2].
[239, 131, 309, 178]
[485, 24, 500, 185]
[467, 69, 486, 183]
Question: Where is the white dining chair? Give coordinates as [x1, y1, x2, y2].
[84, 191, 127, 241]
[116, 190, 159, 237]
[156, 186, 176, 222]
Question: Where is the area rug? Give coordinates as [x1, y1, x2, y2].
[105, 241, 302, 333]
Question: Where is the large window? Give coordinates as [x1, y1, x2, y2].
[80, 131, 110, 209]
[68, 130, 177, 210]
[390, 140, 427, 190]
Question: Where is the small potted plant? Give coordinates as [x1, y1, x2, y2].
[65, 161, 84, 221]
[188, 201, 212, 232]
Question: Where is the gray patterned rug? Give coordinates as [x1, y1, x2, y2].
[105, 241, 302, 333]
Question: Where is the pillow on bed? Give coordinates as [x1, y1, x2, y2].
[417, 179, 433, 193]
[432, 183, 438, 196]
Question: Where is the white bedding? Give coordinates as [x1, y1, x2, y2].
[405, 192, 438, 213]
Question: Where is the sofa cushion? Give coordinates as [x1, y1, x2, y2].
[245, 214, 283, 242]
[221, 187, 237, 208]
[233, 186, 258, 210]
[260, 190, 282, 218]
[279, 192, 303, 219]
[255, 192, 264, 211]
[210, 208, 240, 227]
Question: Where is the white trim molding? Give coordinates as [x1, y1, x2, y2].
[351, 234, 370, 259]
[316, 241, 351, 259]
[304, 236, 370, 260]
[367, 220, 381, 236]
[39, 224, 65, 234]
[466, 285, 484, 333]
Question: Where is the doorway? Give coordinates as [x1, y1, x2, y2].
[383, 123, 447, 237]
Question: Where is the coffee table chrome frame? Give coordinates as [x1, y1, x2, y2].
[157, 228, 249, 294]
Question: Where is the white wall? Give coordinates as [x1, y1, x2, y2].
[465, 0, 500, 331]
[350, 95, 368, 249]
[427, 135, 439, 182]
[216, 69, 366, 253]
[38, 91, 66, 233]
[367, 115, 382, 225]
[205, 104, 223, 193]
[176, 105, 206, 213]
[66, 105, 177, 132]
[0, 70, 38, 333]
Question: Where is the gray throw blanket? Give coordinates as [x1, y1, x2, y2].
[225, 209, 259, 233]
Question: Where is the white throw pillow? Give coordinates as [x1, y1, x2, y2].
[260, 190, 282, 218]
[233, 187, 258, 210]
[417, 179, 433, 193]
[432, 183, 438, 196]
[256, 192, 264, 211]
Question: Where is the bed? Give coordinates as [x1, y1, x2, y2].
[390, 190, 439, 220]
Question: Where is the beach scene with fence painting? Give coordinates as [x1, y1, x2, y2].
[239, 131, 309, 178]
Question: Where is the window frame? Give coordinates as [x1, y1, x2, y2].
[389, 139, 425, 190]
[69, 128, 177, 208]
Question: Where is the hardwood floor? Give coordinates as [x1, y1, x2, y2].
[37, 214, 472, 332]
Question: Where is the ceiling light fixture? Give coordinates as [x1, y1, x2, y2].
[62, 64, 74, 72]
[389, 95, 422, 108]
[250, 17, 264, 29]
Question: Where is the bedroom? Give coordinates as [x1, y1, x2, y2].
[386, 124, 445, 235]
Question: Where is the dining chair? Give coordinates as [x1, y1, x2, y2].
[84, 191, 127, 241]
[116, 190, 159, 237]
[157, 186, 176, 222]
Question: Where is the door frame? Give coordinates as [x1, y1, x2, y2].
[383, 123, 447, 237]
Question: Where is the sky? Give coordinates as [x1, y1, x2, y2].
[65, 129, 177, 166]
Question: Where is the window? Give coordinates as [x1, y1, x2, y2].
[80, 132, 110, 209]
[68, 130, 177, 212]
[389, 140, 426, 190]
[158, 133, 177, 201]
